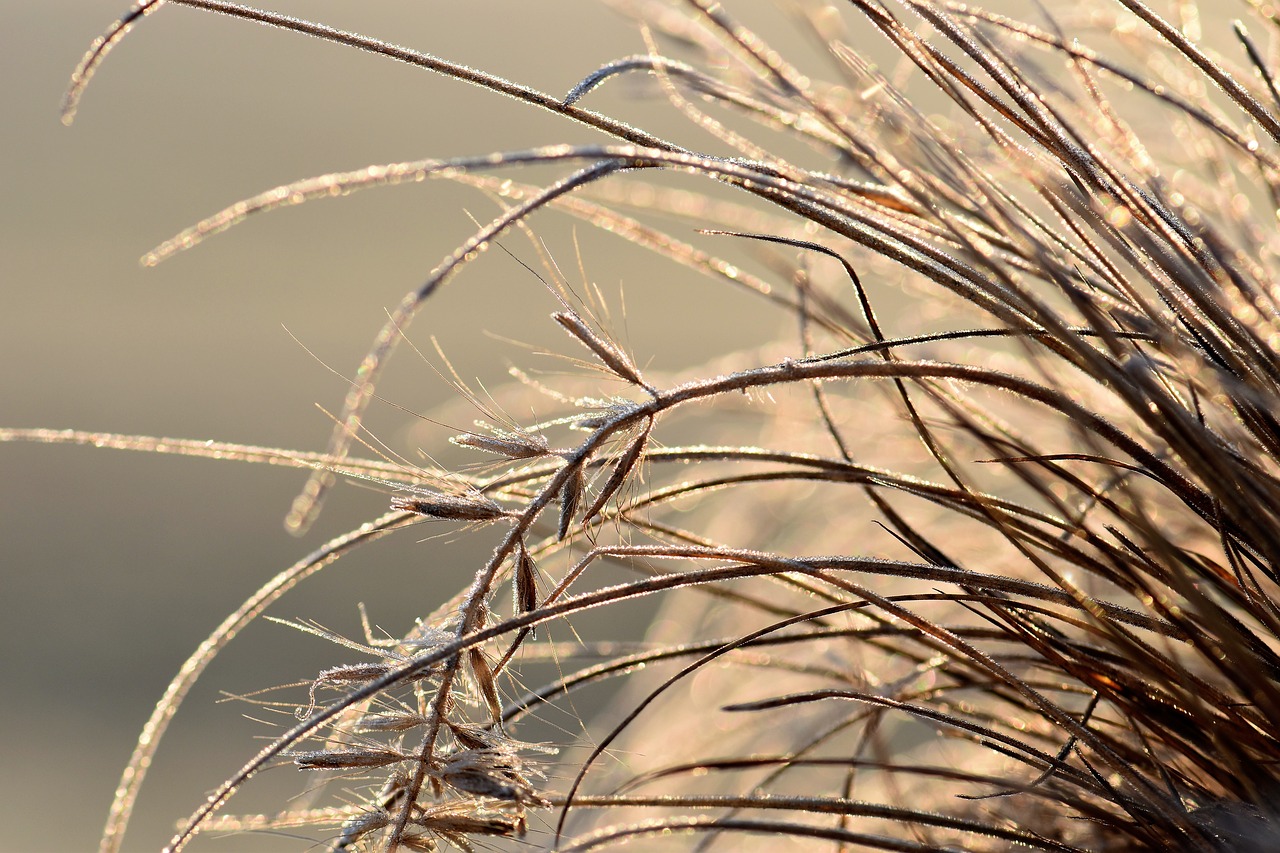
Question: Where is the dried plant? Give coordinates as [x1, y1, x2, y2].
[9, 0, 1280, 850]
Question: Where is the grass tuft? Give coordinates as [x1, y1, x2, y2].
[11, 0, 1280, 850]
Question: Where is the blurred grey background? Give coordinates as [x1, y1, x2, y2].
[1, 2, 804, 850]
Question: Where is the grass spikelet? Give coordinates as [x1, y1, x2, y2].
[581, 418, 652, 526]
[467, 648, 504, 730]
[450, 428, 550, 461]
[551, 311, 650, 391]
[556, 462, 586, 542]
[292, 748, 406, 772]
[389, 491, 510, 523]
[512, 539, 540, 630]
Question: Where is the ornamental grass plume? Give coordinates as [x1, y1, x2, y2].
[8, 0, 1280, 850]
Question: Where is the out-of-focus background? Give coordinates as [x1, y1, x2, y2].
[1, 3, 808, 850]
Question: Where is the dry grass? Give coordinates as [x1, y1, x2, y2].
[7, 0, 1280, 849]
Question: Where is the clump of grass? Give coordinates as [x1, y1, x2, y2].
[11, 0, 1280, 850]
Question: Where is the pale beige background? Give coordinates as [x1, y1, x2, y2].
[1, 3, 808, 850]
